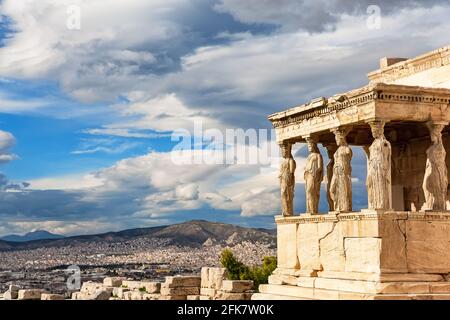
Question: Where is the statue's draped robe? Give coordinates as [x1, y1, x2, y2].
[423, 143, 448, 210]
[280, 158, 296, 215]
[367, 136, 392, 209]
[304, 153, 323, 214]
[330, 146, 353, 211]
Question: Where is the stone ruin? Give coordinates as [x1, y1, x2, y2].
[0, 267, 254, 300]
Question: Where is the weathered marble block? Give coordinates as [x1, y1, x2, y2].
[277, 223, 299, 270]
[276, 212, 450, 276]
[164, 276, 201, 288]
[41, 293, 65, 300]
[103, 277, 125, 287]
[222, 280, 254, 293]
[18, 289, 46, 300]
[200, 287, 216, 297]
[160, 284, 200, 296]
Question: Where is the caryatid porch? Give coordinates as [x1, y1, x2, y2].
[253, 82, 450, 299]
[273, 83, 450, 215]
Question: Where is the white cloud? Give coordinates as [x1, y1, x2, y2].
[0, 92, 50, 113]
[0, 0, 185, 102]
[174, 6, 450, 110]
[175, 183, 199, 201]
[71, 138, 141, 155]
[102, 93, 224, 133]
[28, 173, 104, 190]
[240, 190, 279, 217]
[82, 128, 171, 139]
[0, 130, 18, 163]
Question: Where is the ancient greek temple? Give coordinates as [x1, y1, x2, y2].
[253, 45, 450, 300]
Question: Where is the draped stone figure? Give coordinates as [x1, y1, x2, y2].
[330, 128, 353, 212]
[279, 143, 296, 216]
[422, 121, 448, 211]
[366, 121, 392, 210]
[304, 137, 323, 214]
[323, 143, 338, 211]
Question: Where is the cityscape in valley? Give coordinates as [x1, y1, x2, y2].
[0, 220, 276, 298]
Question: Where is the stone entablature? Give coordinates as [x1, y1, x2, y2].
[269, 83, 450, 144]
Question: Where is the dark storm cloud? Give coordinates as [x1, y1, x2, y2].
[214, 0, 449, 32]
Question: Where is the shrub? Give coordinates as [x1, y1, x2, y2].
[220, 249, 277, 290]
[219, 248, 249, 280]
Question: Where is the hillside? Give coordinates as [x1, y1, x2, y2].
[0, 220, 275, 251]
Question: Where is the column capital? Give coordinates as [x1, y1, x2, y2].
[365, 118, 390, 125]
[330, 126, 352, 136]
[426, 120, 448, 130]
[304, 135, 319, 144]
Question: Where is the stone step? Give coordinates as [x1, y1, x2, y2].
[258, 284, 450, 300]
[316, 271, 444, 283]
[252, 293, 309, 300]
[298, 277, 450, 294]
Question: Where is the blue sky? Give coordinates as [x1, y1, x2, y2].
[0, 0, 449, 236]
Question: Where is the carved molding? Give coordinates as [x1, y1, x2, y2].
[271, 91, 377, 129]
[274, 212, 450, 225]
[269, 84, 450, 131]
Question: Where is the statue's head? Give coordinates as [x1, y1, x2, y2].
[370, 121, 385, 139]
[306, 137, 319, 153]
[332, 128, 349, 147]
[280, 142, 292, 158]
[426, 121, 446, 145]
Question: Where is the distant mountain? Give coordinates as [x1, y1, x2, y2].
[151, 220, 275, 245]
[0, 230, 65, 242]
[0, 220, 275, 251]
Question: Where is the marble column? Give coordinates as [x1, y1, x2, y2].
[304, 136, 323, 214]
[323, 143, 338, 212]
[422, 121, 448, 211]
[279, 142, 296, 216]
[330, 127, 353, 212]
[366, 121, 392, 210]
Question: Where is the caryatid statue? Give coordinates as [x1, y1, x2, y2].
[330, 127, 353, 212]
[304, 137, 323, 214]
[323, 143, 338, 211]
[366, 121, 392, 210]
[279, 142, 296, 216]
[422, 121, 448, 211]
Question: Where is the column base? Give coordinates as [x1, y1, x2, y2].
[252, 280, 450, 300]
[253, 271, 450, 300]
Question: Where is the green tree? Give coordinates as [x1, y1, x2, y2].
[220, 249, 277, 290]
[220, 248, 249, 280]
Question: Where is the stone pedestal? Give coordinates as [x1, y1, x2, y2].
[252, 211, 450, 300]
